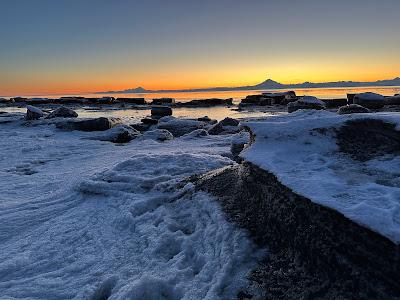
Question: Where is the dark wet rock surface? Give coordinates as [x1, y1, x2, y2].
[46, 106, 78, 119]
[337, 104, 371, 115]
[337, 119, 400, 161]
[192, 162, 400, 299]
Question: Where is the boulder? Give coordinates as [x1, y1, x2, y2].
[230, 130, 250, 162]
[56, 117, 122, 131]
[0, 98, 12, 104]
[88, 125, 140, 143]
[141, 118, 158, 125]
[152, 98, 175, 105]
[287, 96, 326, 113]
[151, 106, 173, 118]
[197, 116, 217, 124]
[337, 104, 371, 115]
[130, 123, 151, 132]
[353, 92, 385, 109]
[208, 117, 240, 135]
[240, 94, 271, 106]
[11, 97, 28, 102]
[157, 117, 207, 137]
[45, 106, 78, 119]
[139, 129, 174, 141]
[26, 105, 44, 120]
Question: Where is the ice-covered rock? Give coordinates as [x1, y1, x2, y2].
[337, 104, 371, 115]
[56, 117, 122, 131]
[151, 106, 173, 118]
[182, 129, 208, 138]
[46, 106, 78, 119]
[139, 129, 174, 141]
[87, 125, 140, 143]
[287, 96, 326, 113]
[241, 110, 400, 243]
[157, 117, 207, 137]
[208, 117, 240, 135]
[26, 105, 44, 120]
[353, 92, 385, 109]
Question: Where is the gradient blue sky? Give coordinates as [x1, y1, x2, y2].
[1, 0, 400, 95]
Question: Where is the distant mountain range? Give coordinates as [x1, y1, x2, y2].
[97, 77, 400, 94]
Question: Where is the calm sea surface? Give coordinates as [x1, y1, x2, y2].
[3, 86, 400, 121]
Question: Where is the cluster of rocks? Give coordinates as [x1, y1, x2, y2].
[23, 103, 244, 145]
[240, 91, 297, 107]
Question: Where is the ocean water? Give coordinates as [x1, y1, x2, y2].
[8, 86, 400, 102]
[3, 86, 399, 121]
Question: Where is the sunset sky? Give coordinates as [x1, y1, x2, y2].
[1, 0, 400, 96]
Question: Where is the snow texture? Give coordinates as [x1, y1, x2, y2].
[241, 110, 400, 244]
[0, 119, 264, 299]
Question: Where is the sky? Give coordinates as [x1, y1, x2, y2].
[1, 0, 400, 96]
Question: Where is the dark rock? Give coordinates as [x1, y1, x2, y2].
[152, 98, 175, 105]
[11, 97, 28, 102]
[241, 95, 270, 106]
[182, 129, 208, 138]
[193, 162, 400, 299]
[337, 104, 371, 115]
[322, 98, 348, 108]
[26, 98, 53, 104]
[130, 123, 151, 132]
[353, 92, 385, 109]
[347, 93, 356, 104]
[97, 97, 115, 104]
[197, 116, 211, 122]
[141, 118, 158, 125]
[26, 105, 44, 120]
[385, 96, 400, 105]
[151, 106, 173, 117]
[116, 98, 146, 105]
[56, 117, 122, 131]
[46, 106, 78, 119]
[57, 97, 86, 104]
[336, 119, 400, 161]
[219, 117, 239, 127]
[0, 98, 12, 104]
[178, 98, 233, 107]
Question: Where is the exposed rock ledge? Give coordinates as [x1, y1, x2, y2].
[193, 162, 400, 299]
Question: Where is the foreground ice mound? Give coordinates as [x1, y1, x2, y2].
[0, 125, 264, 299]
[241, 110, 400, 243]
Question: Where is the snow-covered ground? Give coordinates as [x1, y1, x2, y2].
[242, 110, 400, 244]
[0, 114, 264, 299]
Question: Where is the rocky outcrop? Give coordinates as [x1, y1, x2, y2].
[385, 95, 400, 105]
[139, 129, 174, 141]
[97, 97, 115, 104]
[193, 162, 400, 299]
[322, 98, 347, 108]
[45, 106, 78, 119]
[56, 117, 122, 131]
[337, 104, 371, 115]
[26, 105, 44, 120]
